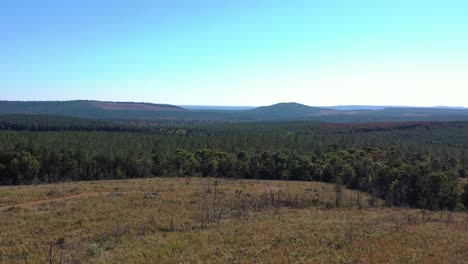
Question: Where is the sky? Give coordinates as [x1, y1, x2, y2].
[1, 0, 468, 107]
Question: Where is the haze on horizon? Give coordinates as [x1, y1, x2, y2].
[1, 1, 468, 107]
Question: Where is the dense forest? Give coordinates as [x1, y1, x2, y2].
[0, 115, 467, 211]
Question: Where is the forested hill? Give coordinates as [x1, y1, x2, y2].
[248, 102, 334, 120]
[2, 100, 468, 123]
[0, 100, 186, 119]
[248, 103, 468, 122]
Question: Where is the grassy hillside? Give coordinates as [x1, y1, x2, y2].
[0, 178, 466, 263]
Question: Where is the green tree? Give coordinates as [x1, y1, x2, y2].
[168, 149, 196, 176]
[10, 151, 40, 184]
[335, 175, 344, 207]
[462, 184, 468, 209]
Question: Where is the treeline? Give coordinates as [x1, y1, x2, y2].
[0, 115, 200, 135]
[1, 147, 467, 210]
[0, 114, 158, 132]
[1, 119, 468, 211]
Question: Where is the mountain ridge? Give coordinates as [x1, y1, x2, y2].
[2, 100, 468, 123]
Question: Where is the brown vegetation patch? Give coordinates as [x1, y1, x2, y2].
[89, 101, 185, 111]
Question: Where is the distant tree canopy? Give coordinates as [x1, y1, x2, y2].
[0, 117, 467, 211]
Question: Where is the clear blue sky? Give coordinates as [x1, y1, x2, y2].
[2, 0, 468, 106]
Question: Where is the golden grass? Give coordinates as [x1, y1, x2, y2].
[0, 178, 466, 263]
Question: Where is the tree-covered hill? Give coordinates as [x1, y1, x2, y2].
[2, 100, 468, 123]
[0, 100, 186, 119]
[247, 102, 331, 120]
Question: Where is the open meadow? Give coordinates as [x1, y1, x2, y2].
[0, 178, 466, 263]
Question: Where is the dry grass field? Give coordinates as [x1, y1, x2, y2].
[0, 178, 467, 263]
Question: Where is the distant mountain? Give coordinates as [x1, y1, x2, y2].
[248, 102, 336, 120]
[328, 105, 466, 111]
[247, 103, 468, 122]
[433, 106, 466, 109]
[1, 100, 468, 123]
[0, 100, 186, 119]
[252, 102, 319, 113]
[180, 105, 256, 111]
[328, 105, 410, 111]
[88, 101, 185, 111]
